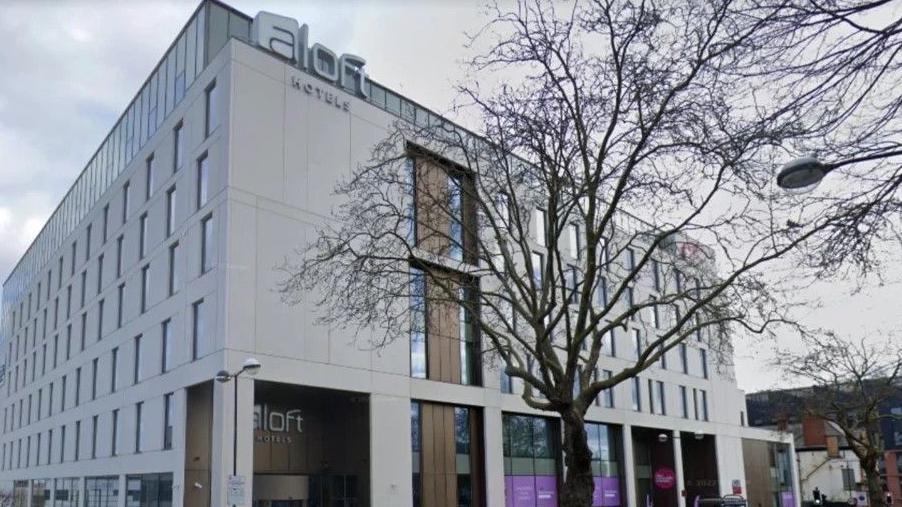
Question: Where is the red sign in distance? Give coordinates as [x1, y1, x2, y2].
[654, 468, 676, 489]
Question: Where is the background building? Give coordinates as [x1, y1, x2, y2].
[748, 388, 902, 505]
[0, 2, 798, 506]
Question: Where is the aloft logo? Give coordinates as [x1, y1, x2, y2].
[251, 11, 368, 99]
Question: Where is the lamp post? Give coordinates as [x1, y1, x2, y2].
[215, 357, 262, 507]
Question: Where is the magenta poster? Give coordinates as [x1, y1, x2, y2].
[505, 475, 558, 507]
[781, 491, 795, 507]
[592, 476, 621, 506]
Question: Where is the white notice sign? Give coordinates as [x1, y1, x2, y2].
[227, 475, 246, 506]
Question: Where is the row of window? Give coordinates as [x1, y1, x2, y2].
[6, 472, 173, 507]
[3, 301, 206, 435]
[2, 393, 174, 472]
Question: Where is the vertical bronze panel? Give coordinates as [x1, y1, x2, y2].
[416, 159, 452, 257]
[421, 403, 437, 507]
[443, 406, 457, 507]
[469, 410, 485, 507]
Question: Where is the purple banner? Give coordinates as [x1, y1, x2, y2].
[592, 476, 621, 506]
[781, 491, 795, 507]
[535, 475, 558, 507]
[505, 475, 558, 507]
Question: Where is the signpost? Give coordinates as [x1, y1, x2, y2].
[227, 475, 246, 506]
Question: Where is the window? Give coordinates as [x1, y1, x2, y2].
[80, 312, 87, 351]
[85, 224, 93, 261]
[117, 283, 125, 328]
[161, 319, 171, 373]
[680, 343, 688, 374]
[601, 329, 615, 357]
[91, 358, 98, 400]
[75, 367, 81, 406]
[531, 251, 543, 286]
[699, 348, 708, 379]
[501, 414, 560, 507]
[173, 122, 183, 171]
[196, 153, 209, 209]
[91, 415, 98, 458]
[74, 420, 81, 460]
[192, 299, 205, 360]
[59, 425, 66, 463]
[61, 375, 67, 412]
[80, 270, 87, 308]
[566, 265, 580, 304]
[133, 335, 142, 384]
[58, 257, 63, 289]
[111, 409, 119, 456]
[699, 389, 709, 421]
[140, 265, 149, 314]
[601, 369, 614, 408]
[145, 154, 155, 200]
[116, 235, 124, 278]
[122, 181, 130, 224]
[200, 214, 213, 273]
[166, 186, 176, 236]
[631, 329, 641, 360]
[679, 386, 689, 418]
[96, 299, 104, 341]
[163, 393, 173, 450]
[139, 213, 148, 259]
[96, 254, 104, 294]
[625, 247, 636, 272]
[655, 381, 666, 416]
[66, 285, 72, 318]
[534, 209, 546, 246]
[448, 175, 464, 261]
[597, 275, 609, 306]
[111, 347, 118, 393]
[102, 204, 109, 244]
[135, 402, 143, 453]
[204, 80, 218, 137]
[168, 242, 179, 295]
[652, 259, 661, 291]
[409, 268, 426, 379]
[569, 223, 581, 258]
[631, 377, 641, 411]
[693, 388, 700, 420]
[84, 476, 117, 506]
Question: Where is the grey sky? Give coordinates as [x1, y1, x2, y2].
[0, 0, 897, 393]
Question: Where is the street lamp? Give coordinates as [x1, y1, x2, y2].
[776, 156, 832, 193]
[777, 150, 902, 192]
[215, 357, 262, 506]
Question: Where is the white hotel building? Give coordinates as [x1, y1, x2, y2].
[0, 2, 800, 506]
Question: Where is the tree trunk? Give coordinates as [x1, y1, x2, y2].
[560, 411, 595, 507]
[861, 456, 884, 507]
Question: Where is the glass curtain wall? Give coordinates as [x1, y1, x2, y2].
[586, 423, 624, 507]
[125, 473, 173, 507]
[31, 480, 50, 507]
[53, 478, 79, 507]
[84, 476, 118, 507]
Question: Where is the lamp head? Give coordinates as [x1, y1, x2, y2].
[657, 433, 669, 443]
[776, 156, 827, 193]
[214, 370, 231, 383]
[694, 431, 705, 440]
[242, 357, 262, 376]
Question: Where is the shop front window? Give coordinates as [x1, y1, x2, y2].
[586, 423, 624, 506]
[503, 414, 560, 507]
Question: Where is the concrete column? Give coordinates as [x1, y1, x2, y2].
[370, 394, 413, 507]
[117, 475, 127, 507]
[623, 424, 637, 507]
[483, 406, 506, 506]
[789, 439, 802, 507]
[673, 431, 685, 507]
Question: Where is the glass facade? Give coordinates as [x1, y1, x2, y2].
[31, 479, 50, 507]
[85, 476, 118, 507]
[502, 414, 559, 507]
[125, 473, 173, 507]
[586, 423, 624, 507]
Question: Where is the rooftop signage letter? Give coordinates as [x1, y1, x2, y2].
[252, 11, 368, 99]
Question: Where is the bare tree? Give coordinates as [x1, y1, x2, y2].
[280, 1, 902, 505]
[774, 334, 902, 506]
